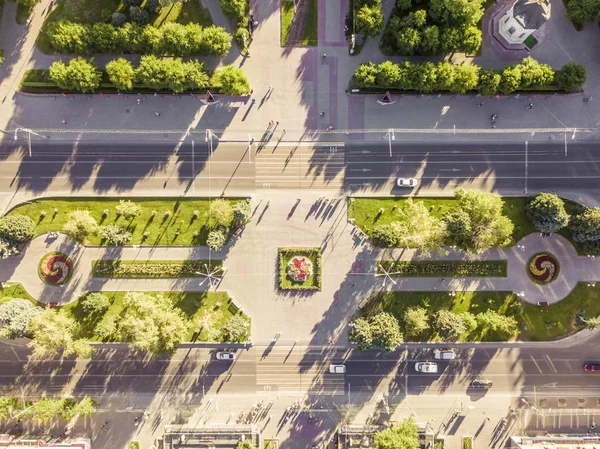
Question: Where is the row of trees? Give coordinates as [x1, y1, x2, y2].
[353, 58, 587, 94]
[48, 57, 250, 94]
[0, 292, 250, 358]
[350, 307, 518, 350]
[381, 0, 484, 55]
[371, 189, 514, 254]
[49, 21, 232, 56]
[0, 396, 96, 423]
[526, 192, 600, 255]
[0, 214, 36, 259]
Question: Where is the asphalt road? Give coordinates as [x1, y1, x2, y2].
[1, 138, 600, 197]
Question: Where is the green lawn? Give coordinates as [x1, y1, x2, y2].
[281, 0, 293, 45]
[278, 247, 322, 290]
[92, 259, 223, 278]
[0, 282, 38, 305]
[62, 290, 247, 342]
[348, 196, 584, 250]
[301, 0, 318, 46]
[15, 1, 32, 25]
[8, 197, 241, 246]
[152, 0, 213, 27]
[362, 282, 600, 341]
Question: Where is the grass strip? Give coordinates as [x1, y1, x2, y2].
[301, 0, 318, 45]
[7, 197, 242, 246]
[92, 260, 223, 278]
[379, 260, 507, 277]
[278, 247, 322, 290]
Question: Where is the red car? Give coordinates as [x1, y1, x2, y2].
[584, 362, 600, 372]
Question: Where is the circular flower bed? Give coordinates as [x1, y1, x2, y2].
[38, 252, 74, 286]
[287, 256, 313, 283]
[527, 252, 559, 284]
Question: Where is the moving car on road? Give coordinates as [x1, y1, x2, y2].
[415, 361, 438, 373]
[329, 365, 346, 374]
[434, 349, 456, 360]
[584, 361, 600, 372]
[216, 351, 235, 361]
[470, 378, 493, 389]
[396, 178, 418, 188]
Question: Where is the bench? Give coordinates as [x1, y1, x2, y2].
[537, 301, 549, 307]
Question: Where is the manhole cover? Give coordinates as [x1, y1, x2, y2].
[125, 109, 130, 113]
[539, 398, 548, 407]
[558, 398, 568, 407]
[578, 398, 586, 407]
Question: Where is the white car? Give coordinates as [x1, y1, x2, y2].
[216, 351, 235, 361]
[329, 364, 346, 374]
[396, 178, 418, 188]
[415, 361, 438, 373]
[434, 349, 456, 360]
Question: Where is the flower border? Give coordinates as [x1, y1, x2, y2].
[527, 252, 560, 285]
[38, 251, 74, 286]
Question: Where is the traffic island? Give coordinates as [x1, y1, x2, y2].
[527, 252, 560, 284]
[278, 247, 322, 291]
[38, 251, 73, 286]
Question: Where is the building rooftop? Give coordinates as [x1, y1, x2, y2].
[513, 0, 551, 29]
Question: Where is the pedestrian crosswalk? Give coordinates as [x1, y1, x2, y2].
[255, 347, 346, 395]
[255, 142, 345, 190]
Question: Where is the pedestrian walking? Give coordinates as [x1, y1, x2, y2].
[275, 121, 279, 126]
[322, 53, 326, 58]
[155, 112, 160, 116]
[527, 103, 533, 109]
[268, 85, 273, 90]
[61, 120, 67, 124]
[252, 98, 256, 104]
[319, 111, 325, 117]
[478, 102, 484, 107]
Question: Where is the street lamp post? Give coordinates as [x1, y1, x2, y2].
[14, 127, 46, 157]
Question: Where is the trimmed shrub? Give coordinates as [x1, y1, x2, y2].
[101, 224, 132, 246]
[206, 229, 227, 251]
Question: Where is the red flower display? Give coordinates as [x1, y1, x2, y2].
[287, 256, 313, 282]
[528, 253, 559, 284]
[39, 252, 73, 285]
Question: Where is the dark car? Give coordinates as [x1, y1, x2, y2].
[471, 378, 493, 389]
[584, 362, 600, 372]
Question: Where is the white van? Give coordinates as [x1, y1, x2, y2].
[433, 349, 456, 360]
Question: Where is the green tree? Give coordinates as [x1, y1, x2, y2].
[30, 398, 64, 424]
[569, 207, 600, 242]
[458, 25, 482, 54]
[130, 6, 149, 24]
[118, 292, 189, 355]
[0, 397, 23, 419]
[49, 58, 101, 93]
[354, 62, 379, 87]
[394, 198, 447, 253]
[112, 12, 127, 27]
[371, 223, 401, 247]
[403, 306, 429, 337]
[429, 0, 484, 25]
[209, 198, 234, 228]
[376, 60, 402, 87]
[106, 58, 135, 91]
[454, 188, 514, 252]
[433, 310, 465, 339]
[498, 65, 521, 94]
[396, 27, 421, 55]
[451, 64, 479, 94]
[581, 316, 600, 330]
[116, 200, 142, 220]
[406, 62, 437, 93]
[91, 23, 118, 53]
[374, 417, 420, 449]
[350, 317, 374, 350]
[0, 298, 43, 339]
[232, 200, 252, 223]
[63, 210, 98, 240]
[370, 312, 403, 351]
[419, 25, 440, 55]
[443, 209, 472, 248]
[224, 314, 249, 341]
[526, 193, 569, 233]
[478, 69, 501, 96]
[207, 229, 227, 251]
[460, 311, 477, 333]
[49, 21, 91, 54]
[476, 310, 517, 336]
[517, 56, 554, 88]
[0, 214, 36, 258]
[198, 25, 232, 56]
[556, 62, 587, 91]
[28, 309, 93, 358]
[356, 4, 384, 37]
[101, 224, 132, 246]
[435, 61, 456, 91]
[72, 397, 96, 418]
[94, 314, 118, 339]
[210, 65, 250, 95]
[220, 0, 248, 21]
[82, 292, 111, 313]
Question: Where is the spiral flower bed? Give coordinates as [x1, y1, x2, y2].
[287, 256, 313, 282]
[527, 252, 559, 284]
[38, 252, 74, 286]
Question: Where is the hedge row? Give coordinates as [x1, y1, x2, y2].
[378, 260, 507, 277]
[48, 21, 231, 56]
[352, 58, 587, 95]
[278, 248, 322, 291]
[92, 260, 223, 278]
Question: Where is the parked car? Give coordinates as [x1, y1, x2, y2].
[396, 178, 418, 188]
[216, 351, 235, 361]
[415, 361, 438, 373]
[329, 365, 346, 374]
[470, 378, 493, 389]
[584, 362, 600, 372]
[434, 349, 456, 360]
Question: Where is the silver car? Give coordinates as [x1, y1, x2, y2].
[397, 178, 418, 188]
[216, 351, 235, 361]
[415, 361, 438, 373]
[329, 364, 346, 374]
